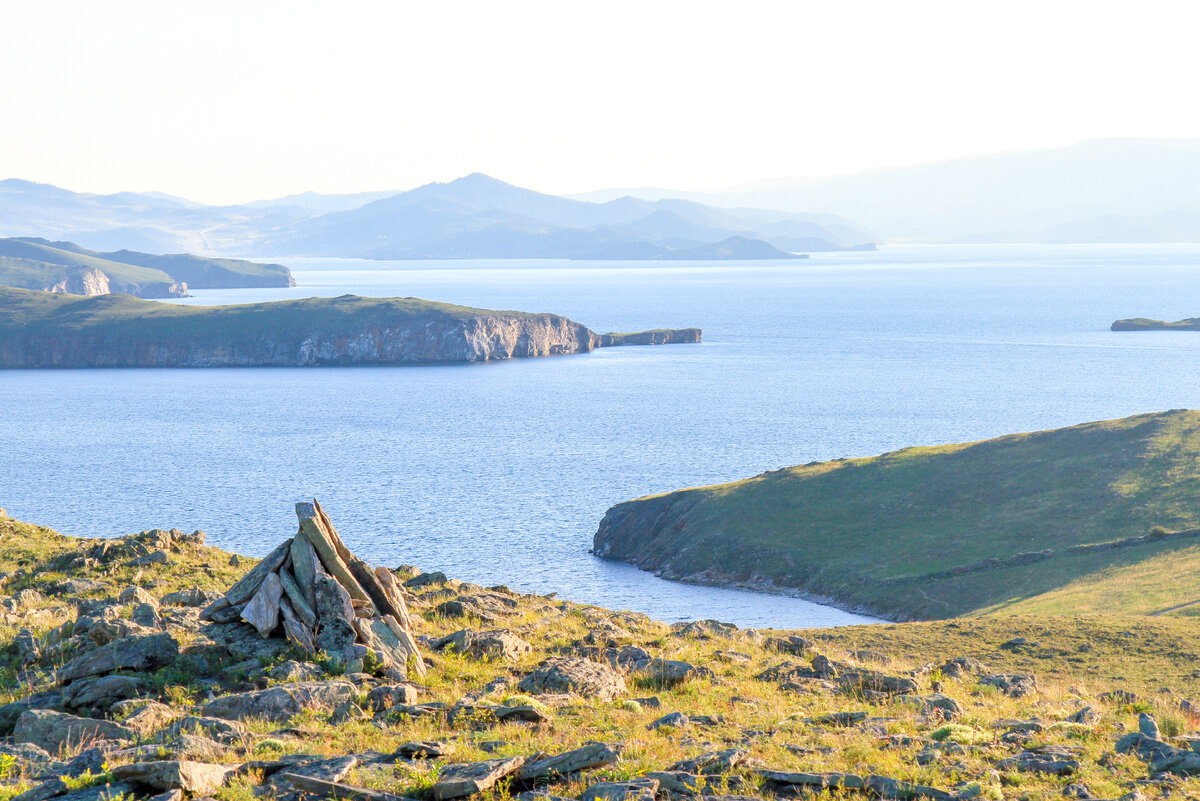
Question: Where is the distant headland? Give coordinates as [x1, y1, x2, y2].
[0, 286, 700, 368]
[1111, 316, 1200, 331]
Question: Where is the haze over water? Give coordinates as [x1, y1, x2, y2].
[5, 244, 1200, 628]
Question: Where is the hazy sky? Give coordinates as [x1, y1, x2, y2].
[4, 0, 1199, 204]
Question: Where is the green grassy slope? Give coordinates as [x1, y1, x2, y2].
[0, 237, 294, 294]
[0, 237, 179, 294]
[594, 411, 1200, 619]
[0, 285, 533, 339]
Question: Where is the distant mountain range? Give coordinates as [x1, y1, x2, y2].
[575, 139, 1200, 244]
[0, 174, 874, 260]
[0, 237, 294, 298]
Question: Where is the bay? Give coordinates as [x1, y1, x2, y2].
[5, 244, 1200, 627]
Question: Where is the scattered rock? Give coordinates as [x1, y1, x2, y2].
[430, 629, 533, 661]
[517, 657, 626, 701]
[202, 681, 357, 723]
[57, 632, 179, 684]
[649, 712, 690, 730]
[431, 756, 526, 800]
[516, 742, 619, 782]
[61, 675, 145, 710]
[13, 709, 134, 753]
[110, 760, 233, 794]
[577, 778, 659, 801]
[979, 673, 1037, 698]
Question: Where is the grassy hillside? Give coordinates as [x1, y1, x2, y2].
[594, 411, 1200, 620]
[0, 237, 293, 297]
[4, 509, 1200, 801]
[0, 286, 532, 339]
[0, 238, 181, 296]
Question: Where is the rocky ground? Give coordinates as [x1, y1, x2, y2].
[2, 511, 1200, 801]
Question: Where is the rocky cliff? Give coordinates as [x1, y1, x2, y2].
[0, 287, 700, 368]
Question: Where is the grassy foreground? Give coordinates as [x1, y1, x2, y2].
[2, 511, 1200, 801]
[594, 410, 1200, 620]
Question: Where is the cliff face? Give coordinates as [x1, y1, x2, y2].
[0, 288, 701, 368]
[0, 313, 595, 368]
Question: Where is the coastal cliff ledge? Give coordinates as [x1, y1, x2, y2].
[0, 286, 700, 368]
[1112, 317, 1200, 331]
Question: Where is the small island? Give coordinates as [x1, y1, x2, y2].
[0, 286, 700, 368]
[1111, 316, 1200, 331]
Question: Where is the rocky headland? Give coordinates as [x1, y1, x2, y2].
[0, 287, 700, 368]
[4, 503, 1200, 801]
[1111, 317, 1200, 331]
[0, 238, 295, 299]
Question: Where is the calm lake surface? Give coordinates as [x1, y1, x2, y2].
[6, 244, 1200, 628]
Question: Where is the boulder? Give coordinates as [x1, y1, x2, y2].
[430, 629, 532, 661]
[649, 712, 689, 730]
[577, 778, 658, 801]
[431, 756, 526, 800]
[202, 681, 356, 723]
[13, 709, 134, 754]
[671, 748, 754, 774]
[118, 701, 180, 736]
[118, 586, 157, 606]
[517, 658, 626, 701]
[516, 742, 618, 782]
[111, 760, 233, 794]
[979, 673, 1037, 697]
[164, 715, 247, 742]
[644, 659, 713, 688]
[161, 588, 221, 607]
[57, 632, 178, 684]
[61, 675, 145, 710]
[997, 750, 1079, 775]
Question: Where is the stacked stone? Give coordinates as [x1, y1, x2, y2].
[199, 499, 424, 677]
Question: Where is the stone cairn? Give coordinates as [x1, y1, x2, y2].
[198, 499, 424, 677]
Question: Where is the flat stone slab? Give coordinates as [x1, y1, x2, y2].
[431, 756, 526, 800]
[14, 709, 134, 754]
[111, 760, 234, 794]
[203, 681, 356, 723]
[517, 742, 618, 782]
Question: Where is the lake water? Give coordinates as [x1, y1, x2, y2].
[6, 244, 1200, 628]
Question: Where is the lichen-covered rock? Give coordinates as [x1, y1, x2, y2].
[57, 632, 178, 684]
[13, 709, 134, 753]
[431, 756, 526, 800]
[430, 629, 532, 661]
[517, 657, 626, 701]
[61, 675, 145, 710]
[110, 760, 233, 794]
[202, 681, 356, 723]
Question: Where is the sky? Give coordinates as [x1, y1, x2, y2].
[3, 0, 1200, 205]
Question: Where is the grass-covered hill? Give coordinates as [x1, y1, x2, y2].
[0, 287, 698, 367]
[0, 237, 294, 298]
[594, 410, 1200, 621]
[4, 508, 1200, 801]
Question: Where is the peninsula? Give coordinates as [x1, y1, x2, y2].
[1112, 316, 1200, 330]
[0, 237, 295, 299]
[0, 286, 700, 368]
[594, 410, 1200, 621]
